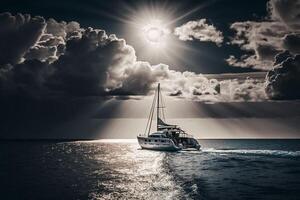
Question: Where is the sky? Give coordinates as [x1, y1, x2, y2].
[0, 0, 300, 139]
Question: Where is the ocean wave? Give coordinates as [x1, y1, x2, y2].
[202, 148, 300, 157]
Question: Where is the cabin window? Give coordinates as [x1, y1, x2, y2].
[154, 140, 158, 142]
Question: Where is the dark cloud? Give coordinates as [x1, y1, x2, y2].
[48, 28, 122, 96]
[282, 33, 300, 54]
[0, 12, 46, 65]
[274, 50, 293, 65]
[265, 51, 300, 99]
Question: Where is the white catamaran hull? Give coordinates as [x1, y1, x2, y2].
[137, 136, 181, 151]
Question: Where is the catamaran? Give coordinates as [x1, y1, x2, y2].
[137, 83, 201, 151]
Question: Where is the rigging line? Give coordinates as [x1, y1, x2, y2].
[144, 89, 157, 135]
[148, 90, 156, 135]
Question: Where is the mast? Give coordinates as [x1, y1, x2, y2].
[157, 83, 160, 131]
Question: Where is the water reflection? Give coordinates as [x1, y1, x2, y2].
[85, 142, 183, 199]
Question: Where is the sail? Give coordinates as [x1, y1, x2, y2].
[158, 117, 177, 130]
[158, 117, 173, 126]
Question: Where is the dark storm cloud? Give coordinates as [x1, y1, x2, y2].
[265, 51, 300, 99]
[0, 12, 46, 65]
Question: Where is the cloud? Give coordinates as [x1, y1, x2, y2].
[48, 28, 136, 96]
[227, 0, 300, 70]
[228, 21, 286, 69]
[227, 79, 267, 101]
[282, 33, 300, 54]
[24, 19, 82, 63]
[265, 51, 300, 100]
[273, 50, 293, 65]
[45, 18, 81, 39]
[268, 0, 300, 31]
[174, 19, 223, 46]
[0, 60, 52, 98]
[0, 12, 266, 103]
[0, 12, 46, 65]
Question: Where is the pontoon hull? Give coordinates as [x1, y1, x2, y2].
[137, 136, 181, 151]
[179, 137, 201, 150]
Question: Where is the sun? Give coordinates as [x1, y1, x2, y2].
[141, 20, 169, 47]
[123, 5, 192, 64]
[145, 27, 163, 43]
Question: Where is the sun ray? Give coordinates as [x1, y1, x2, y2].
[167, 0, 219, 25]
[85, 0, 220, 71]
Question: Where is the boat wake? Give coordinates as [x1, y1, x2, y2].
[202, 148, 300, 157]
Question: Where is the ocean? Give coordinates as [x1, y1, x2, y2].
[1, 139, 300, 200]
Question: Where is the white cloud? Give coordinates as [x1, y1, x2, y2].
[174, 19, 223, 46]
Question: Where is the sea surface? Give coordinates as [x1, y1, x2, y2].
[1, 139, 300, 200]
